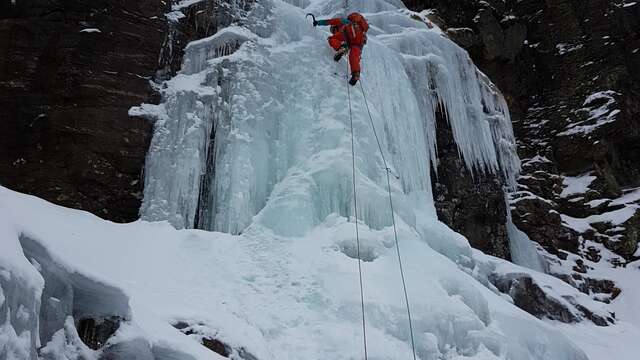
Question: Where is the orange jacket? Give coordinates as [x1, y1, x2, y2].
[317, 12, 369, 47]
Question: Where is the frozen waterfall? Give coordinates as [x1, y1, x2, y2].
[138, 0, 520, 234]
[0, 1, 600, 359]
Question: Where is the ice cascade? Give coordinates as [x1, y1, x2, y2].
[139, 0, 520, 232]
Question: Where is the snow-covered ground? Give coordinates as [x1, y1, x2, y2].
[548, 241, 640, 360]
[0, 183, 607, 360]
[1, 0, 639, 359]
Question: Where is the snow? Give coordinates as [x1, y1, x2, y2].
[1, 185, 595, 359]
[489, 256, 609, 320]
[560, 173, 596, 198]
[0, 315, 32, 360]
[556, 43, 584, 55]
[610, 187, 640, 206]
[522, 155, 552, 167]
[79, 28, 101, 33]
[166, 11, 186, 23]
[39, 317, 97, 360]
[561, 206, 637, 233]
[586, 187, 640, 208]
[172, 0, 207, 11]
[547, 241, 640, 360]
[558, 91, 621, 136]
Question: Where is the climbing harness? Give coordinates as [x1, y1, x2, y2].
[345, 61, 418, 360]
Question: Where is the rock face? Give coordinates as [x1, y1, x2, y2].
[0, 0, 166, 222]
[404, 0, 640, 265]
[403, 0, 640, 318]
[0, 0, 241, 223]
[490, 271, 614, 326]
[431, 109, 511, 259]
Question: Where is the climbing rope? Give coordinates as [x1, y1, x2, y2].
[346, 63, 369, 360]
[358, 79, 418, 360]
[340, 2, 415, 358]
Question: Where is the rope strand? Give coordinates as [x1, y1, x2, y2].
[347, 64, 368, 360]
[359, 80, 418, 360]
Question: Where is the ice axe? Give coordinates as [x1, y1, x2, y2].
[306, 13, 318, 27]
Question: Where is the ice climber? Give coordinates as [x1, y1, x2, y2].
[312, 12, 369, 86]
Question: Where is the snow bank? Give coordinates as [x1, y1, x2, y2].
[561, 173, 597, 198]
[1, 183, 591, 359]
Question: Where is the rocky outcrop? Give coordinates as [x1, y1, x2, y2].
[0, 0, 245, 223]
[0, 0, 235, 224]
[431, 109, 511, 259]
[404, 0, 640, 266]
[0, 0, 170, 222]
[173, 320, 258, 359]
[15, 235, 129, 356]
[490, 271, 614, 326]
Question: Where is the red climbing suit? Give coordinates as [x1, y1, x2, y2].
[325, 13, 369, 73]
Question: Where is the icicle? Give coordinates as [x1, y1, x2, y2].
[140, 0, 520, 234]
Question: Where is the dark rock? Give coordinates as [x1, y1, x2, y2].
[491, 270, 615, 326]
[171, 320, 258, 359]
[491, 272, 580, 323]
[573, 259, 587, 274]
[431, 108, 511, 259]
[202, 337, 230, 357]
[404, 0, 640, 264]
[574, 304, 610, 327]
[445, 27, 479, 49]
[0, 0, 251, 223]
[404, 0, 639, 324]
[0, 0, 165, 222]
[77, 316, 122, 350]
[612, 214, 640, 257]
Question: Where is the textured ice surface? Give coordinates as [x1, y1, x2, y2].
[505, 199, 546, 272]
[140, 0, 520, 232]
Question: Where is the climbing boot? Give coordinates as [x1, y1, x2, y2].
[334, 44, 348, 62]
[349, 71, 360, 86]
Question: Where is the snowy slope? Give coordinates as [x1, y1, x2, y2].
[1, 185, 589, 360]
[2, 0, 637, 359]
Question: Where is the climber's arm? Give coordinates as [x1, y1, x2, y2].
[316, 17, 350, 26]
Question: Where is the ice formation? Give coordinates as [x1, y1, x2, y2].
[139, 0, 520, 232]
[3, 0, 621, 359]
